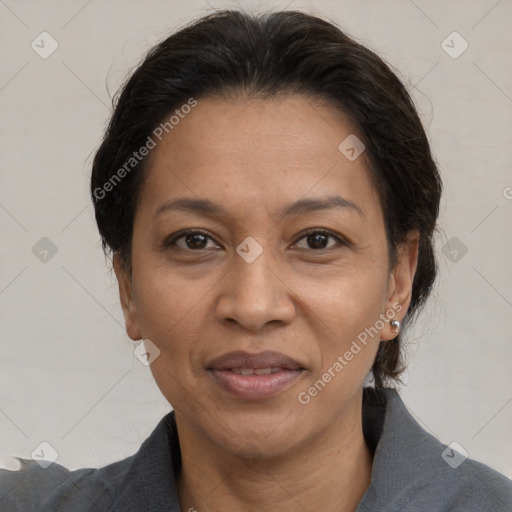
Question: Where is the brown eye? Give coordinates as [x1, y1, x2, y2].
[294, 229, 344, 250]
[307, 232, 329, 249]
[166, 230, 220, 250]
[182, 233, 208, 249]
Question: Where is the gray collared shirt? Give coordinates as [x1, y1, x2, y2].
[1, 388, 511, 511]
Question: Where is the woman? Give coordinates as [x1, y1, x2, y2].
[1, 9, 511, 512]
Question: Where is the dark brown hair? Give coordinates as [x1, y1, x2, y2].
[91, 10, 442, 388]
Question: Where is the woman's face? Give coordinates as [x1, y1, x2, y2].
[115, 95, 417, 458]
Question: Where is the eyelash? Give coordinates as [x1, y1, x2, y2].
[165, 228, 347, 252]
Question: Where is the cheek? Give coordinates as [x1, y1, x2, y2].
[132, 267, 212, 409]
[309, 263, 389, 334]
[131, 263, 208, 354]
[304, 264, 389, 383]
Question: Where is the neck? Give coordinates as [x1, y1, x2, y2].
[176, 397, 372, 512]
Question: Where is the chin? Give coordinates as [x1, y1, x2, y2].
[207, 405, 311, 456]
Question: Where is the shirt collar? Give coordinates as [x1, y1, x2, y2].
[107, 413, 181, 511]
[357, 387, 448, 510]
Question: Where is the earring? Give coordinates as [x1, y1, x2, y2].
[390, 320, 400, 334]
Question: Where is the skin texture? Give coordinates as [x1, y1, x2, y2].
[114, 95, 419, 511]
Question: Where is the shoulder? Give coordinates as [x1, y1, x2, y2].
[441, 455, 512, 510]
[360, 388, 512, 511]
[0, 454, 128, 511]
[0, 412, 180, 511]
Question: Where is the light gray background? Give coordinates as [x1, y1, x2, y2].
[1, 0, 511, 477]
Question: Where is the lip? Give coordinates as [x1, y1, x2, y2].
[207, 350, 305, 400]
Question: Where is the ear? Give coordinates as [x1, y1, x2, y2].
[113, 253, 143, 341]
[381, 231, 420, 341]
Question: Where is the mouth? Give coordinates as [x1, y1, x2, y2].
[206, 350, 305, 400]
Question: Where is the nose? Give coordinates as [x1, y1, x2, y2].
[215, 245, 296, 332]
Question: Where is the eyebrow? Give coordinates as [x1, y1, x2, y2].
[154, 195, 364, 220]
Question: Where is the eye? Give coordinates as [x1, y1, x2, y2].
[293, 229, 345, 250]
[166, 229, 221, 251]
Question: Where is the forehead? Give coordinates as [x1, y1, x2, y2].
[139, 95, 381, 222]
